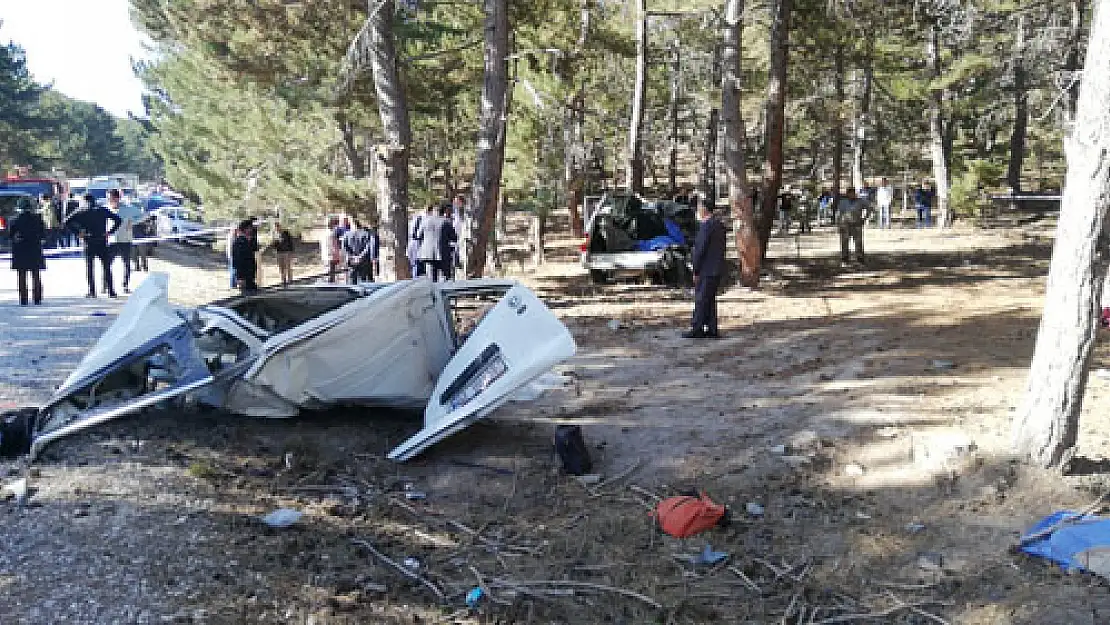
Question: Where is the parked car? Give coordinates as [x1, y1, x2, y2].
[579, 192, 693, 285]
[0, 275, 576, 462]
[0, 190, 39, 252]
[153, 206, 215, 243]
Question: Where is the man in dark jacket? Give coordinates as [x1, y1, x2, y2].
[415, 205, 457, 281]
[231, 219, 260, 293]
[683, 198, 726, 339]
[65, 194, 122, 298]
[9, 197, 46, 305]
[342, 218, 380, 284]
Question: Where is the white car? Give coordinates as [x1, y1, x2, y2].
[153, 206, 214, 243]
[0, 275, 576, 462]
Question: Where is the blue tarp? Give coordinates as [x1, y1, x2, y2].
[1019, 510, 1110, 573]
[634, 218, 685, 251]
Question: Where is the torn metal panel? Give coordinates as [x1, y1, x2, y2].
[389, 283, 577, 461]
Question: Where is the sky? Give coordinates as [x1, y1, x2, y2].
[0, 0, 153, 118]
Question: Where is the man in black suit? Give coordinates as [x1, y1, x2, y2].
[415, 204, 457, 281]
[683, 198, 726, 339]
[65, 194, 122, 298]
[343, 218, 380, 284]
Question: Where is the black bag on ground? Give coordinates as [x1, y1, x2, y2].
[554, 425, 592, 475]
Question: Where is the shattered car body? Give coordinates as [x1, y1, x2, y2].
[4, 274, 576, 461]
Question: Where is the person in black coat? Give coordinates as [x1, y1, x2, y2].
[342, 218, 380, 284]
[65, 194, 122, 298]
[415, 205, 457, 281]
[230, 219, 260, 293]
[8, 197, 46, 305]
[683, 198, 727, 339]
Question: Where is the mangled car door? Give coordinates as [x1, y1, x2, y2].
[388, 284, 576, 461]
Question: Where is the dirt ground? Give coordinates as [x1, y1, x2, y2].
[4, 214, 1110, 624]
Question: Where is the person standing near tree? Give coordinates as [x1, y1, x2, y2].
[415, 204, 455, 281]
[837, 187, 871, 265]
[9, 197, 46, 305]
[66, 193, 122, 298]
[273, 222, 295, 286]
[231, 219, 259, 293]
[406, 208, 427, 279]
[109, 189, 143, 293]
[683, 198, 726, 339]
[915, 180, 935, 228]
[876, 177, 894, 229]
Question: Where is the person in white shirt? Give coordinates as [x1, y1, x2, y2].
[108, 189, 144, 293]
[876, 178, 894, 229]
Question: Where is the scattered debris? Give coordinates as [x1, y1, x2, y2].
[905, 522, 927, 534]
[698, 544, 729, 565]
[465, 587, 485, 608]
[843, 463, 866, 477]
[654, 492, 728, 538]
[781, 455, 812, 469]
[746, 502, 765, 517]
[554, 425, 592, 475]
[259, 508, 303, 528]
[916, 552, 944, 571]
[788, 430, 822, 453]
[352, 538, 446, 603]
[402, 557, 422, 572]
[1, 477, 28, 505]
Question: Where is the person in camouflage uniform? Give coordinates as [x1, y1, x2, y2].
[837, 188, 871, 265]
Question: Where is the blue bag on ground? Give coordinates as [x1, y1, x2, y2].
[1019, 510, 1110, 576]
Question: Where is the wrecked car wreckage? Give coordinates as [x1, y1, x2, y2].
[0, 274, 576, 461]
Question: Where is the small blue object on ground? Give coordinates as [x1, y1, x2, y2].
[465, 587, 484, 608]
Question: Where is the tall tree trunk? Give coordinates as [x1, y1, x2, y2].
[699, 108, 719, 200]
[668, 42, 681, 196]
[1064, 0, 1088, 125]
[564, 0, 590, 238]
[625, 0, 647, 194]
[758, 0, 792, 260]
[339, 117, 367, 179]
[926, 21, 951, 228]
[722, 0, 758, 287]
[850, 46, 873, 192]
[465, 0, 510, 277]
[564, 95, 586, 237]
[1007, 14, 1028, 194]
[831, 43, 845, 208]
[1013, 0, 1110, 468]
[367, 0, 412, 280]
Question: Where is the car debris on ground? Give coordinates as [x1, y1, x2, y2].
[0, 273, 576, 462]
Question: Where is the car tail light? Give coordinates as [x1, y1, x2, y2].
[579, 234, 589, 253]
[0, 216, 6, 230]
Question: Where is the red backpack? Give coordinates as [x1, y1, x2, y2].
[653, 493, 727, 538]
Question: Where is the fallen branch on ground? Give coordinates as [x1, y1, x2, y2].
[490, 578, 663, 609]
[351, 538, 447, 603]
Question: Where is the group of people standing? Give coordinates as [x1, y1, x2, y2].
[319, 216, 381, 288]
[8, 188, 154, 305]
[228, 218, 306, 293]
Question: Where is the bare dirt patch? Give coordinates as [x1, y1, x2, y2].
[4, 218, 1110, 624]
